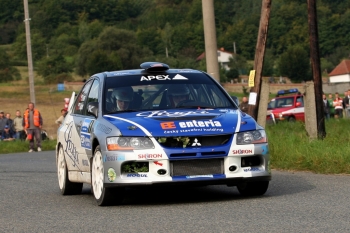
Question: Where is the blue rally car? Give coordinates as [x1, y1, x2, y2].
[56, 62, 271, 206]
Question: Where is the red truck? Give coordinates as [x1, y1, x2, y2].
[267, 89, 305, 123]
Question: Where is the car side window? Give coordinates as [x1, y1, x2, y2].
[83, 79, 100, 115]
[296, 96, 304, 107]
[73, 80, 93, 115]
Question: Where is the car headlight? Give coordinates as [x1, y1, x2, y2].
[279, 113, 283, 118]
[107, 137, 155, 150]
[236, 130, 267, 145]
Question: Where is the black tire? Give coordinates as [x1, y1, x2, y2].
[57, 145, 83, 195]
[288, 116, 296, 122]
[91, 145, 125, 206]
[237, 181, 269, 196]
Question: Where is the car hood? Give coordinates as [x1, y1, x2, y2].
[103, 109, 258, 137]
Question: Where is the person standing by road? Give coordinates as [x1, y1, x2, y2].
[23, 102, 43, 152]
[343, 90, 350, 118]
[13, 110, 24, 140]
[55, 109, 67, 126]
[239, 96, 249, 113]
[322, 94, 330, 120]
[333, 92, 343, 119]
[0, 111, 9, 138]
[327, 94, 335, 118]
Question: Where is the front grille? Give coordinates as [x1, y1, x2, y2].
[170, 158, 224, 176]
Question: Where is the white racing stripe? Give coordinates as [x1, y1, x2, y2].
[104, 115, 153, 136]
[104, 115, 164, 151]
[235, 110, 242, 133]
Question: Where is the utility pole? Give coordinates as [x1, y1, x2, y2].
[247, 0, 272, 120]
[202, 0, 220, 82]
[307, 0, 326, 139]
[23, 0, 36, 104]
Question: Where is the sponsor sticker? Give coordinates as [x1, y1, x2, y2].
[138, 154, 163, 159]
[103, 155, 125, 162]
[136, 110, 212, 118]
[232, 149, 253, 155]
[108, 168, 117, 182]
[140, 75, 170, 81]
[80, 133, 91, 149]
[160, 120, 224, 134]
[126, 173, 148, 178]
[243, 167, 261, 172]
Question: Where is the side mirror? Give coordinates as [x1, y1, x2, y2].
[230, 96, 240, 107]
[296, 102, 301, 107]
[87, 102, 98, 118]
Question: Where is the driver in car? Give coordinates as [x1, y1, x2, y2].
[168, 85, 190, 107]
[108, 86, 134, 111]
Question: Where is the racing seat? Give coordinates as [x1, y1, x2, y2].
[129, 92, 143, 110]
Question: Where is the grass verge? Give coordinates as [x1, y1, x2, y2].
[0, 140, 56, 154]
[266, 118, 350, 174]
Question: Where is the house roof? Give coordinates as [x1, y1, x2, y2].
[196, 48, 234, 61]
[329, 60, 350, 76]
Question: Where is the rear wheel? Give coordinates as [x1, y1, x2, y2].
[91, 146, 124, 206]
[237, 181, 269, 196]
[57, 145, 83, 195]
[288, 116, 296, 122]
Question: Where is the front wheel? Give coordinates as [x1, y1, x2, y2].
[91, 146, 124, 206]
[57, 145, 83, 195]
[237, 181, 269, 196]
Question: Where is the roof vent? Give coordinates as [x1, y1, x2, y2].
[140, 62, 169, 72]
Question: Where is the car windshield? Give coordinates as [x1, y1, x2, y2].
[103, 72, 235, 113]
[268, 97, 294, 109]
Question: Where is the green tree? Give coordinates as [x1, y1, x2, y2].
[36, 54, 73, 84]
[12, 32, 46, 61]
[278, 45, 310, 82]
[0, 48, 20, 82]
[86, 50, 122, 76]
[228, 54, 248, 75]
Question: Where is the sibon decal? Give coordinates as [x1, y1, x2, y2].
[138, 154, 163, 159]
[232, 149, 253, 155]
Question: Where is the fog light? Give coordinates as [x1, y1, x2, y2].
[157, 169, 167, 175]
[229, 165, 237, 172]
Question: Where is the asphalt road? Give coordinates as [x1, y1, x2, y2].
[0, 151, 350, 233]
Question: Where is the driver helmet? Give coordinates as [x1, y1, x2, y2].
[111, 86, 134, 110]
[168, 85, 190, 107]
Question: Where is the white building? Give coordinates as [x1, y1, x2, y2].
[329, 60, 350, 83]
[196, 48, 234, 70]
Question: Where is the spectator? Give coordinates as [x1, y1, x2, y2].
[55, 109, 67, 125]
[333, 92, 343, 119]
[327, 94, 334, 118]
[0, 110, 9, 138]
[239, 96, 249, 113]
[343, 90, 350, 118]
[5, 113, 15, 132]
[322, 94, 330, 120]
[1, 125, 15, 141]
[23, 102, 43, 152]
[13, 110, 25, 140]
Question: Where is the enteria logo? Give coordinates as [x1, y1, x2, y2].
[161, 120, 222, 129]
